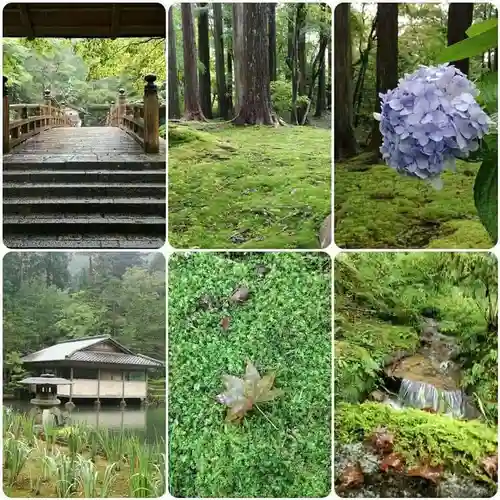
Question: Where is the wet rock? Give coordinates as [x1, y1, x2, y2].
[369, 390, 387, 402]
[437, 473, 496, 498]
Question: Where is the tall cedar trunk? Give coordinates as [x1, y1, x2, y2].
[227, 49, 234, 115]
[369, 3, 398, 153]
[286, 6, 294, 77]
[213, 3, 228, 118]
[197, 3, 212, 118]
[167, 7, 180, 118]
[233, 3, 275, 125]
[181, 4, 205, 120]
[268, 3, 277, 81]
[292, 4, 307, 124]
[232, 3, 245, 114]
[314, 3, 329, 117]
[334, 3, 357, 158]
[447, 3, 474, 75]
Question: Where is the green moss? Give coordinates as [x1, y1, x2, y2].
[335, 160, 492, 249]
[168, 125, 331, 249]
[336, 402, 498, 478]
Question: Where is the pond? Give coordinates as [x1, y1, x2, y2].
[4, 400, 166, 444]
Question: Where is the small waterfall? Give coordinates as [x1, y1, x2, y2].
[398, 379, 464, 417]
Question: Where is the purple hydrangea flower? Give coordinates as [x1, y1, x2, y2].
[375, 64, 490, 189]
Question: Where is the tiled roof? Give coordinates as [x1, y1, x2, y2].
[69, 351, 163, 367]
[20, 376, 73, 385]
[21, 335, 164, 367]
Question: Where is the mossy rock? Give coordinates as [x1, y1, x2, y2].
[336, 402, 498, 479]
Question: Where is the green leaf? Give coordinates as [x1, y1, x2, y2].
[474, 154, 498, 244]
[438, 28, 498, 63]
[466, 18, 498, 38]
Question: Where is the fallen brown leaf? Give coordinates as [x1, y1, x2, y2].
[338, 462, 364, 491]
[370, 427, 394, 454]
[422, 407, 437, 414]
[380, 452, 405, 473]
[220, 316, 231, 331]
[482, 455, 498, 480]
[407, 463, 443, 483]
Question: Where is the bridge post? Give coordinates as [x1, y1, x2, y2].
[61, 101, 67, 126]
[44, 90, 52, 128]
[143, 74, 159, 153]
[110, 101, 116, 126]
[118, 88, 126, 127]
[3, 76, 9, 153]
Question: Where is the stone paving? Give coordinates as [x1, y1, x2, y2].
[3, 126, 166, 249]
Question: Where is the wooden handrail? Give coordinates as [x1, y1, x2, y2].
[106, 75, 161, 154]
[3, 77, 72, 153]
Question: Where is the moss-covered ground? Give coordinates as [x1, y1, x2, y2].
[334, 158, 492, 249]
[336, 402, 497, 479]
[168, 252, 331, 497]
[168, 124, 331, 249]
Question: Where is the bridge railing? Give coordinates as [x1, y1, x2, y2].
[106, 75, 160, 154]
[3, 77, 72, 153]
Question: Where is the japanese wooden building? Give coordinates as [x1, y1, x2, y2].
[20, 336, 164, 404]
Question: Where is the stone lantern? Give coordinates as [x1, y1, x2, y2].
[20, 373, 73, 427]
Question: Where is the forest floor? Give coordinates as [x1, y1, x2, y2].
[168, 123, 331, 249]
[168, 252, 331, 497]
[335, 156, 492, 249]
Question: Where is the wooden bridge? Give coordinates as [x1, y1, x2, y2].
[3, 75, 166, 249]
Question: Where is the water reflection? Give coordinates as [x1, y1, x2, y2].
[4, 400, 165, 443]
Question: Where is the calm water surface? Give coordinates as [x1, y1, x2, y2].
[5, 400, 166, 444]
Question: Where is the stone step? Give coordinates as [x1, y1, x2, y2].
[3, 160, 165, 171]
[4, 183, 165, 198]
[4, 197, 166, 216]
[4, 234, 165, 249]
[4, 170, 166, 183]
[4, 215, 166, 241]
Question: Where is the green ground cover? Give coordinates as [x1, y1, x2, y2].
[168, 124, 331, 249]
[168, 252, 331, 497]
[335, 158, 492, 249]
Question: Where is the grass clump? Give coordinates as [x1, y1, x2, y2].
[336, 402, 498, 478]
[335, 160, 492, 249]
[168, 252, 331, 497]
[168, 124, 331, 249]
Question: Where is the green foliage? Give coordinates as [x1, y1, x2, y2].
[168, 252, 331, 497]
[168, 124, 331, 248]
[336, 402, 498, 478]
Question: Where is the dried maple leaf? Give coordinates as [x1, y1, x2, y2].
[220, 316, 231, 331]
[482, 455, 498, 480]
[337, 462, 364, 492]
[407, 463, 443, 483]
[216, 361, 283, 423]
[380, 452, 405, 473]
[370, 427, 394, 454]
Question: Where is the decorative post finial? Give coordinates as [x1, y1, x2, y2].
[144, 74, 157, 92]
[118, 88, 125, 95]
[44, 89, 51, 99]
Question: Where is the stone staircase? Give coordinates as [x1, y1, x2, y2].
[3, 160, 166, 248]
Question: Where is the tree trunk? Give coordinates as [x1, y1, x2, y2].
[327, 33, 332, 110]
[286, 5, 294, 77]
[447, 3, 474, 75]
[268, 3, 277, 81]
[181, 3, 205, 120]
[369, 3, 398, 154]
[232, 3, 245, 114]
[213, 3, 228, 119]
[292, 3, 307, 124]
[227, 49, 234, 116]
[334, 3, 357, 159]
[197, 3, 212, 118]
[233, 3, 276, 125]
[314, 3, 329, 118]
[168, 7, 181, 119]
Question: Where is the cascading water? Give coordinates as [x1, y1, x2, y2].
[398, 378, 464, 418]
